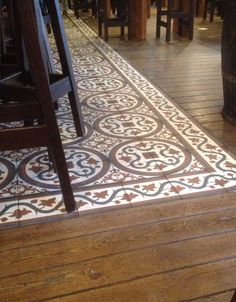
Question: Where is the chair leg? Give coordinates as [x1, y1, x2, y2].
[210, 0, 216, 22]
[46, 0, 85, 137]
[104, 24, 108, 41]
[203, 0, 208, 19]
[120, 25, 125, 40]
[156, 0, 162, 38]
[73, 0, 79, 18]
[98, 16, 102, 36]
[16, 0, 76, 212]
[195, 0, 199, 16]
[166, 0, 172, 42]
[189, 0, 194, 40]
[231, 290, 236, 302]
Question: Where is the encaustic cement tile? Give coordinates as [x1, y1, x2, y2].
[17, 194, 68, 223]
[74, 184, 131, 214]
[0, 199, 19, 225]
[120, 178, 182, 206]
[0, 151, 18, 199]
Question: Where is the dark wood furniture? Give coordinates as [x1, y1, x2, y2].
[231, 291, 236, 302]
[97, 0, 128, 41]
[128, 0, 148, 41]
[156, 0, 195, 42]
[0, 0, 84, 212]
[73, 0, 97, 19]
[203, 0, 229, 22]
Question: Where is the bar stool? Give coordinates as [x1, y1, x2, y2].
[156, 0, 194, 42]
[0, 0, 84, 212]
[97, 0, 128, 41]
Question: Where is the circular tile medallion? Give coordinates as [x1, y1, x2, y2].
[110, 139, 191, 176]
[83, 93, 141, 112]
[94, 113, 163, 139]
[18, 147, 110, 189]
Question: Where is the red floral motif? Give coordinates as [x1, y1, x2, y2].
[94, 190, 109, 199]
[31, 199, 38, 204]
[136, 142, 147, 148]
[30, 165, 43, 174]
[70, 175, 78, 182]
[120, 155, 132, 163]
[225, 161, 236, 169]
[1, 217, 8, 222]
[168, 148, 180, 156]
[10, 208, 32, 219]
[189, 129, 200, 134]
[215, 179, 229, 187]
[122, 192, 138, 201]
[158, 163, 167, 170]
[206, 154, 218, 160]
[189, 138, 200, 144]
[87, 158, 99, 165]
[205, 144, 217, 150]
[103, 124, 112, 130]
[142, 183, 156, 192]
[170, 185, 185, 193]
[77, 200, 88, 208]
[187, 177, 200, 185]
[143, 119, 154, 125]
[176, 116, 185, 121]
[39, 198, 56, 207]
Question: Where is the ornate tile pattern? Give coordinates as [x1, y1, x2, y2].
[0, 14, 235, 227]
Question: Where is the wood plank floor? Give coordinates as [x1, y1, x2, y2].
[1, 9, 236, 302]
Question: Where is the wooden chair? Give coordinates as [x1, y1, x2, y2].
[203, 0, 229, 22]
[156, 0, 194, 42]
[97, 0, 128, 41]
[40, 0, 52, 33]
[0, 0, 84, 212]
[0, 0, 19, 78]
[73, 0, 97, 19]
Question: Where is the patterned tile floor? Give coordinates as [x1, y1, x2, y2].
[1, 14, 236, 228]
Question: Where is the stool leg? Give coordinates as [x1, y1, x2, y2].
[120, 25, 125, 40]
[46, 0, 85, 137]
[166, 0, 172, 42]
[189, 0, 194, 40]
[203, 0, 208, 19]
[104, 22, 108, 41]
[73, 0, 79, 18]
[231, 290, 236, 302]
[156, 0, 162, 38]
[98, 15, 102, 36]
[17, 0, 76, 212]
[210, 0, 216, 22]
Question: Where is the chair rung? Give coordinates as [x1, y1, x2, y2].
[0, 72, 71, 102]
[0, 125, 49, 151]
[0, 102, 41, 123]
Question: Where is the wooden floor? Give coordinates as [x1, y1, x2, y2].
[1, 10, 236, 302]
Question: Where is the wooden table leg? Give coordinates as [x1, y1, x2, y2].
[128, 0, 147, 41]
